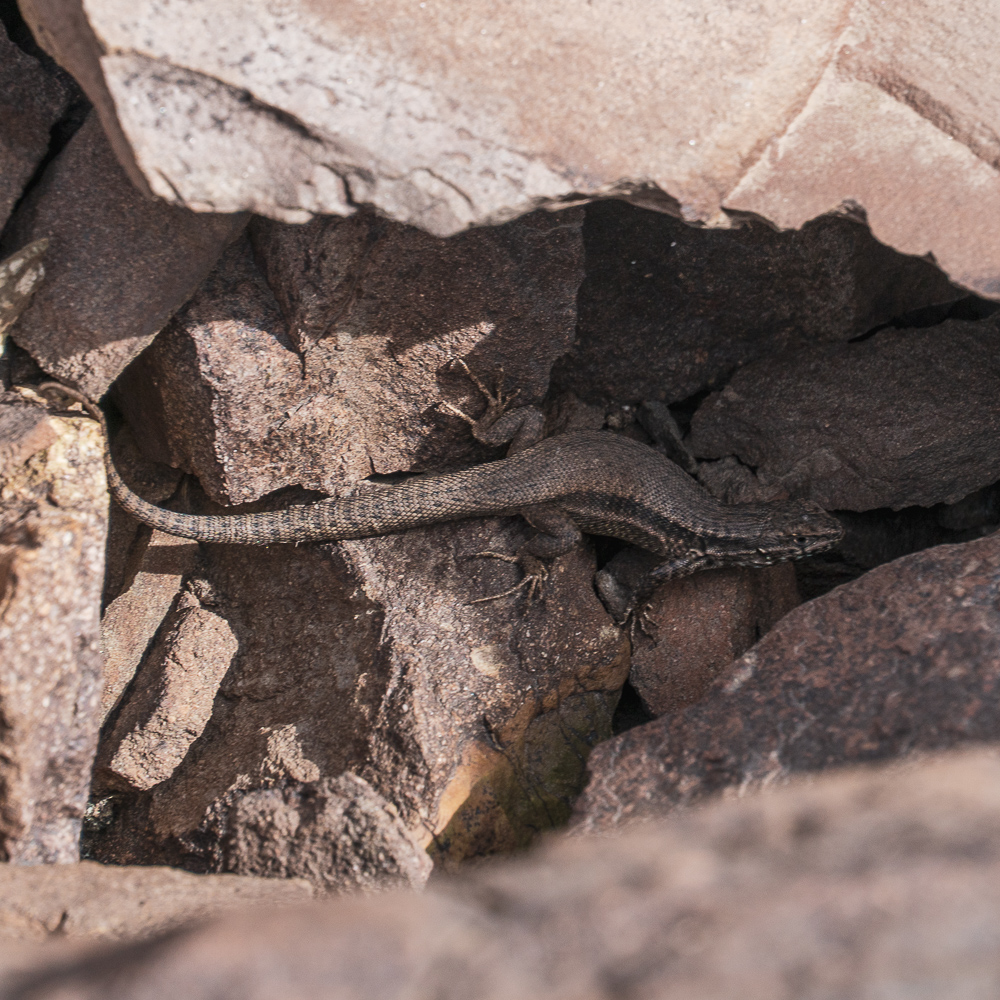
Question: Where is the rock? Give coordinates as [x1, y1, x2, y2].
[99, 424, 184, 608]
[114, 208, 583, 505]
[690, 319, 1000, 510]
[85, 500, 628, 873]
[0, 860, 310, 941]
[0, 24, 71, 232]
[96, 597, 238, 792]
[572, 529, 1000, 833]
[0, 240, 48, 351]
[220, 773, 432, 893]
[0, 395, 106, 862]
[99, 528, 197, 721]
[2, 113, 246, 398]
[555, 202, 959, 405]
[18, 748, 1000, 999]
[627, 563, 801, 717]
[20, 0, 1000, 296]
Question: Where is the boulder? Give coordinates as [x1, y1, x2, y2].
[573, 530, 1000, 832]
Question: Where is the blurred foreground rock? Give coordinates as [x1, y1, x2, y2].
[12, 748, 1000, 998]
[574, 530, 1000, 833]
[0, 395, 105, 862]
[0, 860, 309, 941]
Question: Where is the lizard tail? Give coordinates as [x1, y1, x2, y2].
[36, 381, 213, 539]
[36, 381, 354, 545]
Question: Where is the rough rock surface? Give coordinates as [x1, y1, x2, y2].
[2, 113, 246, 398]
[96, 596, 238, 792]
[86, 490, 628, 873]
[555, 202, 959, 404]
[0, 860, 310, 941]
[20, 0, 1000, 295]
[221, 773, 432, 893]
[99, 528, 196, 722]
[115, 208, 583, 505]
[0, 24, 71, 232]
[628, 563, 801, 718]
[0, 395, 106, 862]
[16, 749, 1000, 998]
[690, 319, 1000, 511]
[573, 530, 1000, 833]
[0, 241, 48, 351]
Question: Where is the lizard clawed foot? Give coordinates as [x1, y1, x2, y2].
[628, 603, 661, 645]
[467, 550, 548, 604]
[439, 358, 520, 425]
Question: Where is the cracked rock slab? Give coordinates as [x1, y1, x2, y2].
[19, 0, 1000, 295]
[689, 317, 1000, 511]
[572, 530, 1000, 834]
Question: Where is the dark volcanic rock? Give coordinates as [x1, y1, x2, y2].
[554, 201, 959, 405]
[221, 773, 432, 893]
[690, 318, 1000, 511]
[3, 114, 246, 398]
[572, 530, 1000, 833]
[116, 208, 583, 506]
[20, 749, 1000, 999]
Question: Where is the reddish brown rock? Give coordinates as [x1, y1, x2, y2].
[99, 528, 197, 721]
[23, 0, 1000, 302]
[86, 497, 627, 874]
[220, 773, 432, 893]
[573, 530, 1000, 833]
[115, 208, 583, 505]
[0, 25, 71, 232]
[555, 203, 959, 405]
[96, 596, 238, 792]
[690, 318, 1000, 511]
[628, 563, 801, 717]
[4, 113, 246, 398]
[18, 749, 1000, 999]
[0, 396, 106, 862]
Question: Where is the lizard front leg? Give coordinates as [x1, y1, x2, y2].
[471, 504, 582, 603]
[440, 358, 545, 455]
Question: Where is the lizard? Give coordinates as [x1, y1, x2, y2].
[40, 369, 843, 612]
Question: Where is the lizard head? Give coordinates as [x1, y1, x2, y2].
[743, 499, 844, 565]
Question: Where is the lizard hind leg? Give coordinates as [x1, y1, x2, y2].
[467, 505, 581, 605]
[440, 357, 545, 454]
